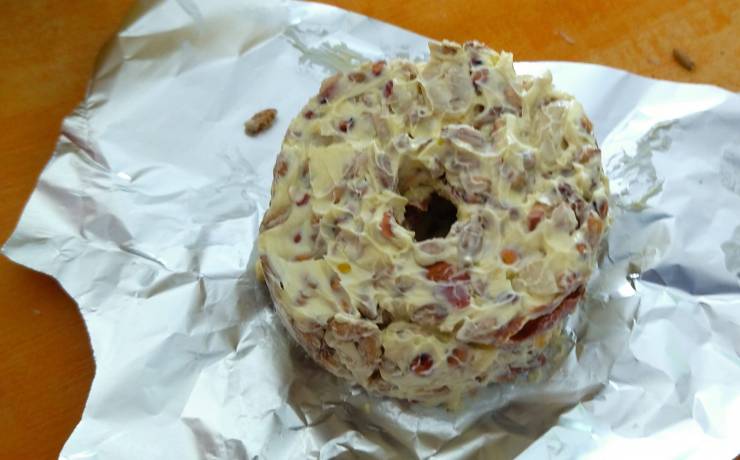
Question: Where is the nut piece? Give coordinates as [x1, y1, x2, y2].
[245, 108, 277, 136]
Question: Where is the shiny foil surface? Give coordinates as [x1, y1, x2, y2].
[3, 1, 740, 459]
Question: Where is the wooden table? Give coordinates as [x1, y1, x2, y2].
[1, 0, 737, 458]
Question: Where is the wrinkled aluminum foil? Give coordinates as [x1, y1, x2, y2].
[4, 1, 740, 459]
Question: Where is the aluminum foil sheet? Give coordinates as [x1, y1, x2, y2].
[4, 1, 740, 459]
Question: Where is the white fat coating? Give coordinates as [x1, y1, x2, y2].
[257, 40, 609, 406]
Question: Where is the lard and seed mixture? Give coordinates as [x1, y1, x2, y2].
[257, 40, 609, 405]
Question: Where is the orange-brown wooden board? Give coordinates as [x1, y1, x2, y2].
[0, 0, 737, 458]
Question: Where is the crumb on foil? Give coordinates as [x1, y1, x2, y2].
[245, 108, 277, 136]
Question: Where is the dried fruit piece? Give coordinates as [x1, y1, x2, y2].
[330, 275, 342, 291]
[471, 68, 489, 94]
[244, 108, 277, 136]
[425, 261, 469, 282]
[596, 198, 609, 219]
[491, 316, 527, 343]
[442, 284, 470, 308]
[446, 347, 468, 367]
[500, 248, 518, 265]
[318, 73, 342, 103]
[274, 156, 288, 177]
[380, 211, 394, 238]
[295, 193, 310, 206]
[426, 261, 453, 281]
[410, 353, 434, 375]
[510, 286, 583, 341]
[338, 118, 354, 133]
[558, 182, 575, 200]
[383, 80, 394, 97]
[348, 72, 367, 82]
[527, 203, 547, 231]
[577, 147, 600, 163]
[371, 60, 386, 76]
[509, 171, 527, 192]
[586, 213, 604, 246]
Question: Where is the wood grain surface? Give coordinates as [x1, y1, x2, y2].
[0, 0, 737, 458]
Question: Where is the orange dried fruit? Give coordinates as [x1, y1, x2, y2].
[500, 248, 518, 265]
